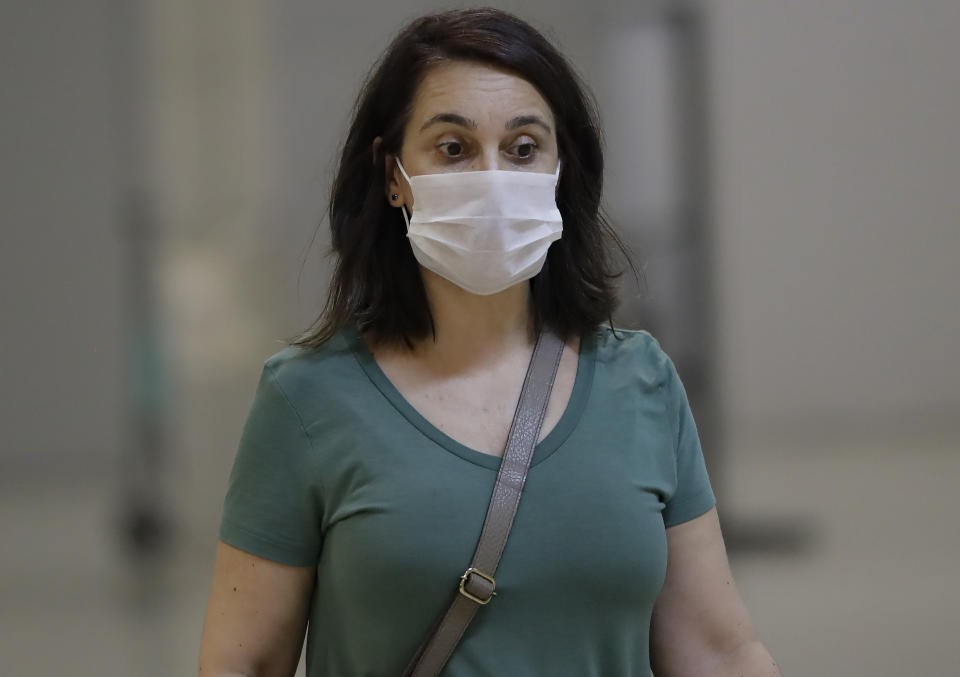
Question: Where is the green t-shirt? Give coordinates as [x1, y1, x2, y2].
[219, 325, 715, 676]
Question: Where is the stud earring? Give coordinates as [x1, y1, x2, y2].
[391, 194, 398, 201]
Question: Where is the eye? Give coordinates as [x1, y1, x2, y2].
[507, 136, 538, 161]
[438, 141, 464, 158]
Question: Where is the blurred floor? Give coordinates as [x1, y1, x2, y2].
[722, 425, 960, 676]
[1, 428, 957, 676]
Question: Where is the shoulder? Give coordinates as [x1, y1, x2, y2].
[257, 329, 361, 408]
[592, 325, 674, 391]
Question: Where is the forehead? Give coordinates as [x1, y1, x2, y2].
[408, 60, 554, 128]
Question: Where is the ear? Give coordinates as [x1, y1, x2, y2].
[374, 138, 406, 208]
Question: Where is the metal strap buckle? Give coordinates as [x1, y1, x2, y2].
[458, 567, 497, 605]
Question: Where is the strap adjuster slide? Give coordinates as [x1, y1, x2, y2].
[458, 567, 496, 605]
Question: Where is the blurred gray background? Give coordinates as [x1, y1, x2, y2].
[2, 1, 958, 675]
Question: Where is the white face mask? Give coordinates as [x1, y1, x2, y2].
[396, 158, 563, 296]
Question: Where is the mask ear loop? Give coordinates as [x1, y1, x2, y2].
[395, 157, 413, 229]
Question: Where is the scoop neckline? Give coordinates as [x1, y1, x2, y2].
[345, 325, 597, 470]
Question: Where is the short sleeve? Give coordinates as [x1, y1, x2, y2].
[660, 353, 716, 527]
[217, 362, 323, 567]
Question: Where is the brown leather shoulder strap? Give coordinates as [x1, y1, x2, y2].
[402, 329, 565, 677]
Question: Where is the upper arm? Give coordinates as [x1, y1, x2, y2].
[649, 506, 759, 676]
[199, 540, 316, 677]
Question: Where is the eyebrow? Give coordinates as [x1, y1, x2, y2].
[505, 115, 552, 134]
[419, 112, 553, 135]
[420, 113, 477, 131]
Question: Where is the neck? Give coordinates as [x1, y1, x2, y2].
[414, 268, 535, 365]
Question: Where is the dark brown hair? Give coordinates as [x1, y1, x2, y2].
[289, 7, 636, 350]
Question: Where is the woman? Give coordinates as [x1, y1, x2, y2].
[199, 8, 781, 677]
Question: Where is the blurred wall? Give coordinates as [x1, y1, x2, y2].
[705, 1, 960, 434]
[0, 2, 133, 479]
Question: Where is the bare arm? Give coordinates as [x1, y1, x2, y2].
[650, 507, 782, 676]
[199, 541, 316, 677]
